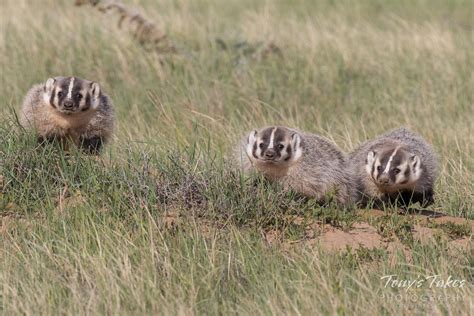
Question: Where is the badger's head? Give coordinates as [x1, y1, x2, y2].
[42, 76, 101, 114]
[366, 145, 422, 190]
[246, 126, 303, 166]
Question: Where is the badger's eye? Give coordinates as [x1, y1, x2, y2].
[259, 143, 264, 149]
[75, 93, 82, 100]
[377, 166, 382, 172]
[277, 144, 284, 150]
[57, 91, 63, 97]
[393, 168, 401, 174]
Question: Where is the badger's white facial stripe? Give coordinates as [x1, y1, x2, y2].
[382, 146, 400, 175]
[67, 77, 75, 99]
[246, 131, 257, 159]
[43, 91, 51, 104]
[291, 133, 303, 162]
[366, 151, 376, 176]
[267, 127, 277, 149]
[411, 155, 422, 180]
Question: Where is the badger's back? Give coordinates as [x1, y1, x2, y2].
[286, 132, 355, 205]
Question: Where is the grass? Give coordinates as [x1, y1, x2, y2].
[1, 0, 473, 314]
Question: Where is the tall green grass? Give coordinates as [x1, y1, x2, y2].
[1, 0, 473, 314]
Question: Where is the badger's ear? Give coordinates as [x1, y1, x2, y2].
[247, 130, 258, 145]
[43, 78, 56, 104]
[366, 151, 376, 175]
[44, 78, 56, 93]
[366, 151, 376, 165]
[291, 133, 303, 161]
[91, 82, 101, 99]
[90, 82, 101, 109]
[246, 130, 257, 157]
[410, 154, 422, 179]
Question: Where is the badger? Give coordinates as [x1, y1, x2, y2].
[349, 128, 438, 207]
[238, 126, 355, 206]
[19, 76, 115, 154]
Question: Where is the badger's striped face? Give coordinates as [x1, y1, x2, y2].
[246, 127, 303, 165]
[42, 77, 101, 114]
[366, 146, 422, 189]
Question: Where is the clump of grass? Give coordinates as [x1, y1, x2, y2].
[427, 221, 472, 239]
[340, 246, 387, 268]
[373, 215, 414, 246]
[0, 124, 319, 231]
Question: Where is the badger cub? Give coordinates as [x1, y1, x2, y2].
[349, 128, 438, 207]
[20, 76, 115, 154]
[239, 126, 354, 206]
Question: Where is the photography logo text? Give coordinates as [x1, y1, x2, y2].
[379, 274, 468, 302]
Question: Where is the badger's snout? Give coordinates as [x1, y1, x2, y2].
[377, 173, 390, 185]
[264, 149, 276, 159]
[63, 99, 74, 109]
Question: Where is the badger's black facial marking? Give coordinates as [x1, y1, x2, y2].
[59, 78, 71, 94]
[253, 128, 272, 159]
[376, 154, 392, 180]
[252, 141, 258, 159]
[58, 90, 66, 104]
[85, 92, 91, 107]
[56, 79, 70, 109]
[81, 92, 91, 112]
[71, 85, 82, 100]
[398, 168, 410, 184]
[272, 128, 288, 159]
[49, 87, 57, 108]
[285, 144, 292, 161]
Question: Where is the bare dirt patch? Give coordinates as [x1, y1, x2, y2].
[320, 223, 383, 251]
[261, 209, 472, 257]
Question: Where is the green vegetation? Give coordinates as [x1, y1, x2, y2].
[1, 0, 472, 314]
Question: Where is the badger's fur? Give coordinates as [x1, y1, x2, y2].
[238, 126, 355, 206]
[349, 128, 438, 207]
[20, 76, 115, 154]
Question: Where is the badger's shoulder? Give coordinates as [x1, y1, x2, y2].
[21, 83, 45, 107]
[82, 92, 115, 140]
[300, 132, 346, 163]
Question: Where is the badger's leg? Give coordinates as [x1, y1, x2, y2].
[418, 190, 435, 207]
[396, 191, 434, 208]
[37, 135, 59, 145]
[79, 136, 103, 155]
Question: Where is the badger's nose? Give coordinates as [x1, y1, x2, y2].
[264, 150, 275, 159]
[378, 174, 390, 185]
[64, 100, 74, 109]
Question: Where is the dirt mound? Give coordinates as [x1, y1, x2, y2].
[263, 209, 472, 256]
[320, 223, 383, 251]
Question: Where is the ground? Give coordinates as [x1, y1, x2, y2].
[0, 0, 473, 314]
